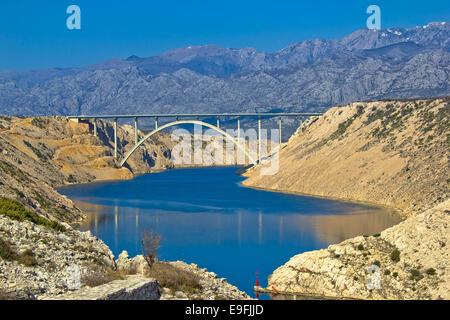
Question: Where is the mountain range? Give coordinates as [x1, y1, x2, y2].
[0, 22, 448, 117]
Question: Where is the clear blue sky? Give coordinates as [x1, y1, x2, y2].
[0, 0, 448, 71]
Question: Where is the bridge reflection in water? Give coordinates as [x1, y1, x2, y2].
[76, 200, 400, 250]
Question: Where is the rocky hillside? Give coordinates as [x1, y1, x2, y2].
[0, 116, 256, 299]
[0, 116, 176, 223]
[244, 97, 449, 299]
[0, 116, 178, 298]
[244, 97, 449, 218]
[0, 23, 448, 118]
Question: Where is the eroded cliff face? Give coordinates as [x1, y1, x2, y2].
[244, 97, 449, 299]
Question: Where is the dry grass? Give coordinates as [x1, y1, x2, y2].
[81, 267, 126, 287]
[145, 261, 202, 295]
[0, 289, 15, 300]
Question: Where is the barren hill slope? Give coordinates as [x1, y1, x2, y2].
[244, 97, 449, 218]
[243, 97, 449, 299]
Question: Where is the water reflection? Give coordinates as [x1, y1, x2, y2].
[76, 201, 400, 248]
[61, 167, 401, 298]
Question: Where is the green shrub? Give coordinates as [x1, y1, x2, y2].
[23, 141, 48, 161]
[390, 249, 400, 263]
[0, 197, 65, 232]
[373, 260, 381, 267]
[392, 272, 398, 278]
[357, 244, 364, 250]
[410, 269, 424, 282]
[426, 268, 436, 276]
[384, 269, 391, 276]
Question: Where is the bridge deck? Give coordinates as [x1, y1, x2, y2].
[68, 112, 323, 119]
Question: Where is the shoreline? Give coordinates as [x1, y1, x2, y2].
[240, 183, 405, 221]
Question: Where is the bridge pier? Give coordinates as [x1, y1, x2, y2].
[114, 118, 118, 159]
[134, 117, 138, 145]
[155, 117, 158, 130]
[279, 117, 282, 145]
[236, 117, 241, 165]
[217, 116, 220, 129]
[93, 118, 97, 137]
[258, 116, 261, 163]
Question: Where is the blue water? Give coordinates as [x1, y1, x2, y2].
[58, 167, 400, 298]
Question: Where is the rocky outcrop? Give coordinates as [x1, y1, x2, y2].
[245, 97, 449, 299]
[267, 200, 449, 299]
[41, 275, 160, 300]
[0, 214, 115, 299]
[116, 251, 251, 300]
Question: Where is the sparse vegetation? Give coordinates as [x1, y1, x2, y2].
[0, 238, 37, 266]
[0, 288, 18, 300]
[426, 268, 436, 276]
[409, 269, 424, 282]
[145, 261, 202, 295]
[23, 141, 48, 161]
[390, 249, 400, 263]
[82, 268, 126, 287]
[139, 230, 202, 295]
[0, 237, 16, 261]
[31, 118, 47, 129]
[357, 244, 364, 250]
[0, 160, 30, 183]
[17, 249, 38, 267]
[0, 197, 65, 232]
[11, 187, 25, 198]
[329, 105, 364, 140]
[141, 230, 161, 269]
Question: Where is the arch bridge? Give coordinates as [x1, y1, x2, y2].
[68, 113, 323, 167]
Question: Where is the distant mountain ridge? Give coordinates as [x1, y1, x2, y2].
[0, 22, 448, 116]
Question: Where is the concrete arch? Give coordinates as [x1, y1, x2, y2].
[120, 120, 257, 167]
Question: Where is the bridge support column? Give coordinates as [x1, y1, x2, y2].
[134, 117, 138, 146]
[236, 117, 241, 165]
[237, 117, 240, 142]
[217, 117, 220, 129]
[114, 118, 118, 159]
[155, 117, 158, 130]
[279, 117, 282, 145]
[93, 118, 97, 137]
[258, 116, 261, 163]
